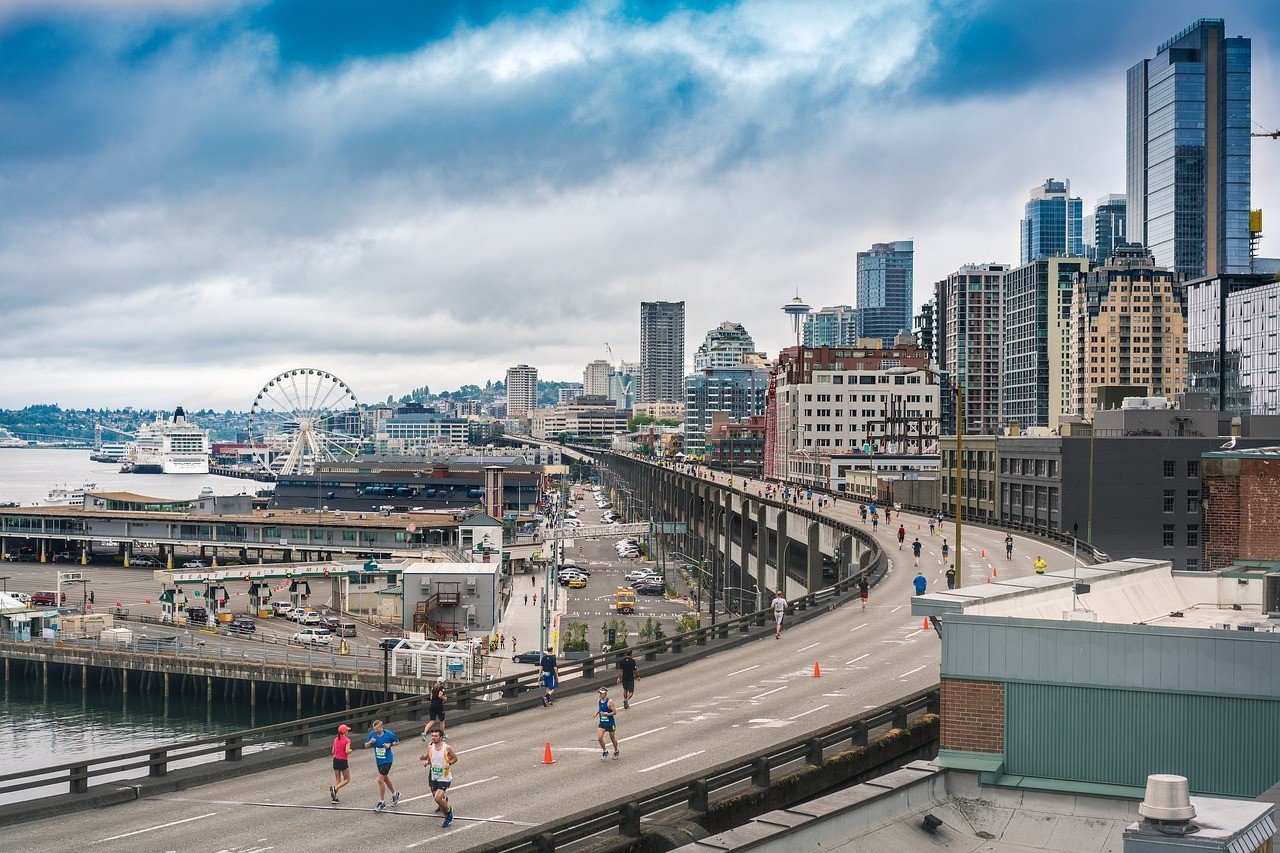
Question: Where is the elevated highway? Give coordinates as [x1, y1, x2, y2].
[0, 460, 1079, 852]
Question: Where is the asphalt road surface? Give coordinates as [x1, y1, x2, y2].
[0, 494, 1078, 853]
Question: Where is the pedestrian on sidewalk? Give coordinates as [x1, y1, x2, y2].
[533, 592, 537, 607]
[329, 724, 352, 804]
[858, 576, 869, 611]
[500, 633, 506, 649]
[511, 635, 517, 654]
[524, 593, 529, 605]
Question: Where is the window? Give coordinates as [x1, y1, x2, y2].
[1186, 489, 1200, 513]
[1162, 460, 1176, 478]
[1186, 524, 1199, 548]
[1162, 524, 1175, 547]
[1186, 557, 1200, 571]
[1187, 460, 1200, 478]
[1162, 490, 1176, 513]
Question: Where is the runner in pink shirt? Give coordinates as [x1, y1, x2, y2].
[330, 724, 352, 804]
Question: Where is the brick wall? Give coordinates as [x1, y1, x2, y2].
[1203, 459, 1241, 570]
[940, 677, 1004, 754]
[1204, 457, 1280, 569]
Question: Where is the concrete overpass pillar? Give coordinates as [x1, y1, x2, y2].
[774, 511, 788, 599]
[806, 520, 822, 592]
[838, 533, 854, 581]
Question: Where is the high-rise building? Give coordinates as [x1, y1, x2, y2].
[1187, 271, 1280, 415]
[557, 383, 584, 404]
[804, 305, 860, 348]
[583, 359, 612, 399]
[693, 321, 758, 370]
[504, 364, 538, 419]
[608, 361, 639, 412]
[684, 366, 769, 453]
[1002, 257, 1090, 429]
[1020, 179, 1083, 264]
[1083, 195, 1127, 263]
[912, 302, 936, 365]
[1127, 18, 1251, 279]
[1067, 244, 1186, 420]
[941, 263, 1008, 435]
[639, 301, 685, 404]
[855, 240, 913, 344]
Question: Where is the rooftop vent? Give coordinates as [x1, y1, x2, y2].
[1137, 774, 1197, 833]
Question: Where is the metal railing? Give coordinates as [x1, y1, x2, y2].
[463, 686, 940, 852]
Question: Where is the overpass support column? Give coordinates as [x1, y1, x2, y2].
[774, 511, 788, 599]
[838, 533, 854, 582]
[806, 521, 822, 592]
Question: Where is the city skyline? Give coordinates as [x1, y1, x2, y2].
[2, 1, 1278, 408]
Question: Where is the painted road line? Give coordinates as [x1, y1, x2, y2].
[458, 740, 507, 754]
[899, 665, 927, 678]
[726, 664, 760, 677]
[850, 622, 868, 632]
[844, 653, 870, 666]
[619, 726, 667, 743]
[92, 813, 218, 844]
[405, 815, 505, 848]
[629, 695, 661, 706]
[796, 642, 820, 653]
[891, 605, 904, 613]
[751, 685, 787, 700]
[402, 776, 498, 803]
[789, 704, 830, 720]
[639, 750, 706, 773]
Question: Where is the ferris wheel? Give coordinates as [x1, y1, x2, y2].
[247, 369, 361, 475]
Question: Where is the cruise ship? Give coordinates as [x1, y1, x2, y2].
[124, 408, 211, 474]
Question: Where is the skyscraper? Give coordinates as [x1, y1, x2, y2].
[684, 366, 768, 453]
[941, 263, 1008, 435]
[855, 240, 913, 343]
[803, 305, 860, 348]
[1083, 194, 1127, 262]
[505, 364, 538, 419]
[693, 321, 758, 370]
[1020, 179, 1083, 264]
[583, 359, 612, 398]
[639, 301, 685, 404]
[1127, 18, 1251, 279]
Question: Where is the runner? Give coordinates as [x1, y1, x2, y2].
[595, 686, 620, 759]
[936, 510, 944, 529]
[363, 720, 400, 812]
[424, 678, 447, 735]
[940, 539, 950, 562]
[897, 525, 906, 549]
[420, 729, 458, 828]
[511, 635, 517, 654]
[771, 590, 787, 639]
[911, 537, 922, 567]
[539, 645, 559, 706]
[1034, 555, 1047, 575]
[928, 517, 936, 535]
[945, 565, 956, 590]
[330, 724, 352, 804]
[858, 576, 869, 611]
[616, 649, 637, 709]
[1005, 534, 1014, 560]
[859, 505, 867, 523]
[871, 515, 879, 532]
[912, 570, 927, 595]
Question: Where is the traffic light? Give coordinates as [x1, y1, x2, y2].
[608, 628, 617, 645]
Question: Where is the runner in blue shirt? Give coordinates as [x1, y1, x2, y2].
[912, 571, 927, 595]
[595, 686, 620, 760]
[364, 720, 400, 811]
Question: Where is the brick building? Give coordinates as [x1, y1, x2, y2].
[1202, 446, 1280, 569]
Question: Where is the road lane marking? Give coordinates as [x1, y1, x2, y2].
[402, 776, 498, 803]
[405, 815, 503, 847]
[751, 686, 787, 700]
[844, 653, 870, 665]
[638, 750, 705, 773]
[92, 813, 218, 844]
[849, 622, 868, 632]
[629, 695, 660, 706]
[458, 740, 506, 754]
[891, 605, 904, 613]
[796, 642, 820, 652]
[619, 726, 667, 743]
[899, 665, 927, 678]
[789, 704, 830, 720]
[726, 664, 760, 677]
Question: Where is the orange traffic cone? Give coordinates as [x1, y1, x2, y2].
[980, 549, 986, 558]
[812, 661, 821, 678]
[992, 566, 998, 577]
[916, 524, 920, 531]
[986, 576, 991, 583]
[542, 742, 556, 765]
[922, 617, 929, 631]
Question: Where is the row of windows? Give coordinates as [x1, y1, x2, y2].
[1161, 523, 1200, 548]
[1161, 489, 1201, 513]
[1163, 460, 1200, 478]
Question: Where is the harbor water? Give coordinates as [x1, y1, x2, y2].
[0, 448, 255, 505]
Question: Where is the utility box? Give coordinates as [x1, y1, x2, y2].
[100, 627, 133, 644]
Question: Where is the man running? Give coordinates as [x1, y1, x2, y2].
[424, 678, 447, 735]
[859, 505, 867, 523]
[1034, 555, 1047, 575]
[897, 525, 906, 549]
[928, 517, 936, 535]
[616, 649, 637, 709]
[911, 537, 923, 566]
[940, 539, 950, 562]
[912, 570, 927, 596]
[858, 576, 869, 611]
[539, 645, 559, 706]
[330, 724, 352, 804]
[871, 514, 879, 532]
[936, 510, 944, 529]
[945, 565, 956, 590]
[364, 719, 400, 811]
[421, 729, 458, 828]
[595, 686, 620, 759]
[771, 590, 787, 639]
[1005, 534, 1014, 560]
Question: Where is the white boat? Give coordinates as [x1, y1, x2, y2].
[0, 428, 27, 448]
[125, 407, 211, 474]
[90, 441, 130, 463]
[46, 483, 97, 506]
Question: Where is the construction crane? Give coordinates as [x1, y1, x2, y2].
[604, 342, 615, 369]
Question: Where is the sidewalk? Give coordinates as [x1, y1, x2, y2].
[486, 568, 566, 679]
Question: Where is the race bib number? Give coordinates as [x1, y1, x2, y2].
[374, 747, 388, 760]
[431, 764, 446, 778]
[599, 714, 611, 725]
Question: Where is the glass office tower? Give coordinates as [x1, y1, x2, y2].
[855, 241, 913, 344]
[1020, 179, 1083, 264]
[1127, 18, 1251, 279]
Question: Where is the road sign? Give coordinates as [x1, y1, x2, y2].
[57, 571, 84, 583]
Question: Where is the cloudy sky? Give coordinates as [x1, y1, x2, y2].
[2, 0, 1278, 409]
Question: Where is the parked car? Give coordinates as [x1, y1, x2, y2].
[567, 577, 587, 589]
[181, 560, 207, 569]
[298, 610, 323, 626]
[271, 601, 295, 618]
[1, 553, 18, 562]
[637, 582, 666, 596]
[378, 637, 405, 651]
[184, 606, 209, 622]
[8, 591, 31, 604]
[324, 617, 357, 637]
[31, 590, 66, 606]
[229, 617, 256, 633]
[292, 628, 332, 646]
[629, 576, 663, 589]
[130, 555, 161, 567]
[625, 569, 653, 581]
[512, 650, 543, 664]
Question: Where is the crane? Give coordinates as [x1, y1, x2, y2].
[1253, 130, 1279, 139]
[604, 342, 615, 369]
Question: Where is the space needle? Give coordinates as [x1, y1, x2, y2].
[782, 293, 810, 348]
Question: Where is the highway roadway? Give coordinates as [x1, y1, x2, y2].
[0, 486, 1078, 852]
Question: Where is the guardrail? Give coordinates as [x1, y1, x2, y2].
[465, 686, 940, 852]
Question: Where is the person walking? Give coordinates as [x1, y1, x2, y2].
[911, 537, 922, 567]
[595, 686, 620, 759]
[1005, 534, 1014, 560]
[771, 590, 787, 639]
[940, 539, 950, 562]
[616, 649, 637, 709]
[539, 645, 559, 707]
[1033, 555, 1047, 575]
[363, 720, 400, 812]
[945, 565, 956, 590]
[912, 570, 927, 596]
[858, 576, 869, 611]
[424, 678, 447, 735]
[421, 729, 458, 827]
[511, 635, 517, 655]
[897, 525, 906, 549]
[330, 724, 352, 804]
[524, 593, 528, 605]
